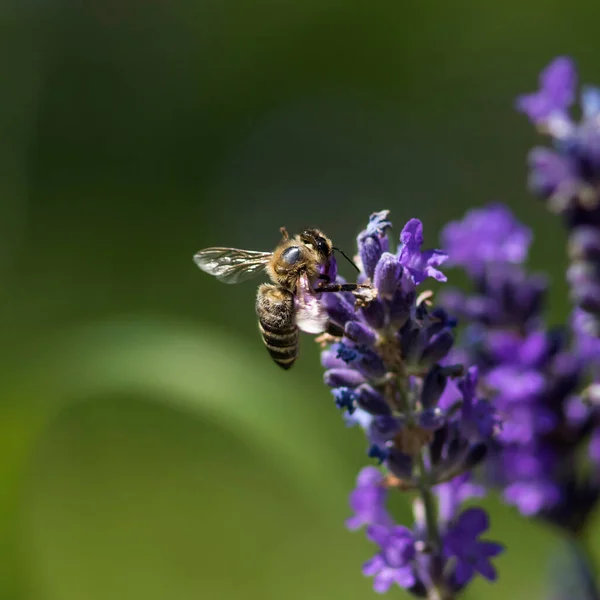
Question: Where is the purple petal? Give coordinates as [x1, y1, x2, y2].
[453, 561, 475, 587]
[478, 541, 505, 559]
[345, 515, 364, 530]
[367, 524, 391, 547]
[516, 56, 577, 123]
[393, 566, 416, 589]
[362, 554, 385, 576]
[455, 507, 488, 536]
[356, 466, 385, 487]
[474, 558, 498, 582]
[373, 570, 395, 593]
[400, 218, 424, 246]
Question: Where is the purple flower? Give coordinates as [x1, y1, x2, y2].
[518, 56, 600, 332]
[363, 526, 417, 593]
[441, 203, 532, 275]
[503, 479, 561, 517]
[398, 219, 448, 285]
[439, 201, 600, 533]
[516, 56, 577, 123]
[319, 212, 502, 596]
[443, 508, 504, 587]
[346, 467, 393, 530]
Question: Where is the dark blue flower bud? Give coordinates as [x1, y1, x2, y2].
[421, 365, 448, 409]
[399, 322, 424, 365]
[356, 384, 392, 416]
[331, 387, 358, 414]
[359, 299, 386, 329]
[336, 342, 359, 364]
[368, 415, 401, 446]
[320, 292, 358, 326]
[420, 331, 454, 368]
[354, 348, 387, 380]
[417, 408, 446, 430]
[368, 443, 389, 465]
[386, 448, 413, 480]
[345, 321, 377, 347]
[390, 287, 415, 327]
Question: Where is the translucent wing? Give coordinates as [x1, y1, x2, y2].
[193, 247, 272, 284]
[294, 273, 328, 334]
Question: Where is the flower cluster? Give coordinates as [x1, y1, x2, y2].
[310, 55, 600, 599]
[441, 204, 600, 530]
[517, 56, 600, 335]
[319, 212, 503, 596]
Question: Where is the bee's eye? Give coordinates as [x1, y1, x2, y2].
[315, 237, 329, 255]
[281, 246, 302, 265]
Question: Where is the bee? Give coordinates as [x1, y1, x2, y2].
[194, 227, 366, 369]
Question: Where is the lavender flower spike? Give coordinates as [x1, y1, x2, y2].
[319, 212, 502, 597]
[517, 56, 600, 335]
[441, 202, 600, 535]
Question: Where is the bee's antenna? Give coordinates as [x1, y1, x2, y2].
[333, 246, 360, 273]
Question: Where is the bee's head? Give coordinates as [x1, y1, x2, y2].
[299, 228, 332, 259]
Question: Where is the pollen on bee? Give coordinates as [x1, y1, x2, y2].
[314, 333, 340, 348]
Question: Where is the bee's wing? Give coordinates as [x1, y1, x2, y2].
[193, 247, 272, 284]
[294, 273, 329, 334]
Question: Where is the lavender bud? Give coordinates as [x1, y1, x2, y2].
[374, 252, 403, 298]
[345, 321, 377, 347]
[360, 236, 384, 280]
[356, 384, 392, 416]
[324, 368, 366, 388]
[421, 365, 448, 409]
[420, 330, 454, 368]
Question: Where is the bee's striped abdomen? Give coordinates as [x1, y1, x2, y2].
[256, 284, 298, 369]
[258, 320, 298, 369]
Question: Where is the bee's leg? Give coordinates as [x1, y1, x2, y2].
[315, 321, 348, 347]
[316, 283, 368, 293]
[318, 273, 331, 283]
[326, 321, 345, 337]
[315, 321, 358, 347]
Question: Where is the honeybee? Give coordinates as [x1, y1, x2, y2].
[194, 227, 367, 369]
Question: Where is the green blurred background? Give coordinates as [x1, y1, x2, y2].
[2, 1, 600, 599]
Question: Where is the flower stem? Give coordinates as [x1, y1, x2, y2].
[415, 452, 441, 550]
[415, 450, 454, 600]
